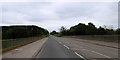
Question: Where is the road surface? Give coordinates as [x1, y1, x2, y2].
[35, 36, 118, 60]
[35, 36, 84, 59]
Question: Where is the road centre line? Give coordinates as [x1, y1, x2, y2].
[63, 45, 70, 49]
[74, 52, 86, 60]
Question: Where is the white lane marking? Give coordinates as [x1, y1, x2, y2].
[15, 49, 20, 51]
[74, 52, 86, 59]
[91, 51, 111, 58]
[63, 45, 70, 49]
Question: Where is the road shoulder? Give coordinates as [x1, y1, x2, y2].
[2, 38, 47, 58]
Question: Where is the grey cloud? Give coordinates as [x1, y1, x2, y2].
[54, 2, 117, 19]
[1, 2, 118, 31]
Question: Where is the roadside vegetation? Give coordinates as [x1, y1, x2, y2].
[51, 22, 120, 35]
[50, 22, 119, 42]
[2, 25, 49, 39]
[50, 30, 62, 37]
[1, 25, 49, 52]
[59, 22, 119, 35]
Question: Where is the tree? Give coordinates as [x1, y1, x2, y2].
[50, 30, 58, 35]
[2, 25, 49, 39]
[69, 23, 87, 35]
[58, 22, 118, 35]
[85, 22, 97, 35]
[60, 26, 67, 35]
[116, 28, 120, 35]
[97, 26, 107, 35]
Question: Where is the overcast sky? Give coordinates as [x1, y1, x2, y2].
[0, 0, 119, 32]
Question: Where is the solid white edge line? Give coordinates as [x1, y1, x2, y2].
[74, 52, 85, 59]
[63, 45, 70, 49]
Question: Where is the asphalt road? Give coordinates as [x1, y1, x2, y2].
[35, 36, 84, 59]
[35, 36, 118, 60]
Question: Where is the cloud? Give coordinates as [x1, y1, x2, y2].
[0, 0, 119, 2]
[1, 2, 118, 32]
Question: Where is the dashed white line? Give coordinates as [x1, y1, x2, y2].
[91, 51, 111, 58]
[63, 45, 70, 49]
[74, 52, 86, 59]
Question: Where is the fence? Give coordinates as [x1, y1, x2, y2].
[70, 35, 119, 42]
[2, 36, 45, 52]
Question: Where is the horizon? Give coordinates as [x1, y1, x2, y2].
[1, 1, 119, 32]
[1, 21, 119, 32]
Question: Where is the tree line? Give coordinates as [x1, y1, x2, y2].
[50, 22, 120, 35]
[2, 25, 49, 39]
